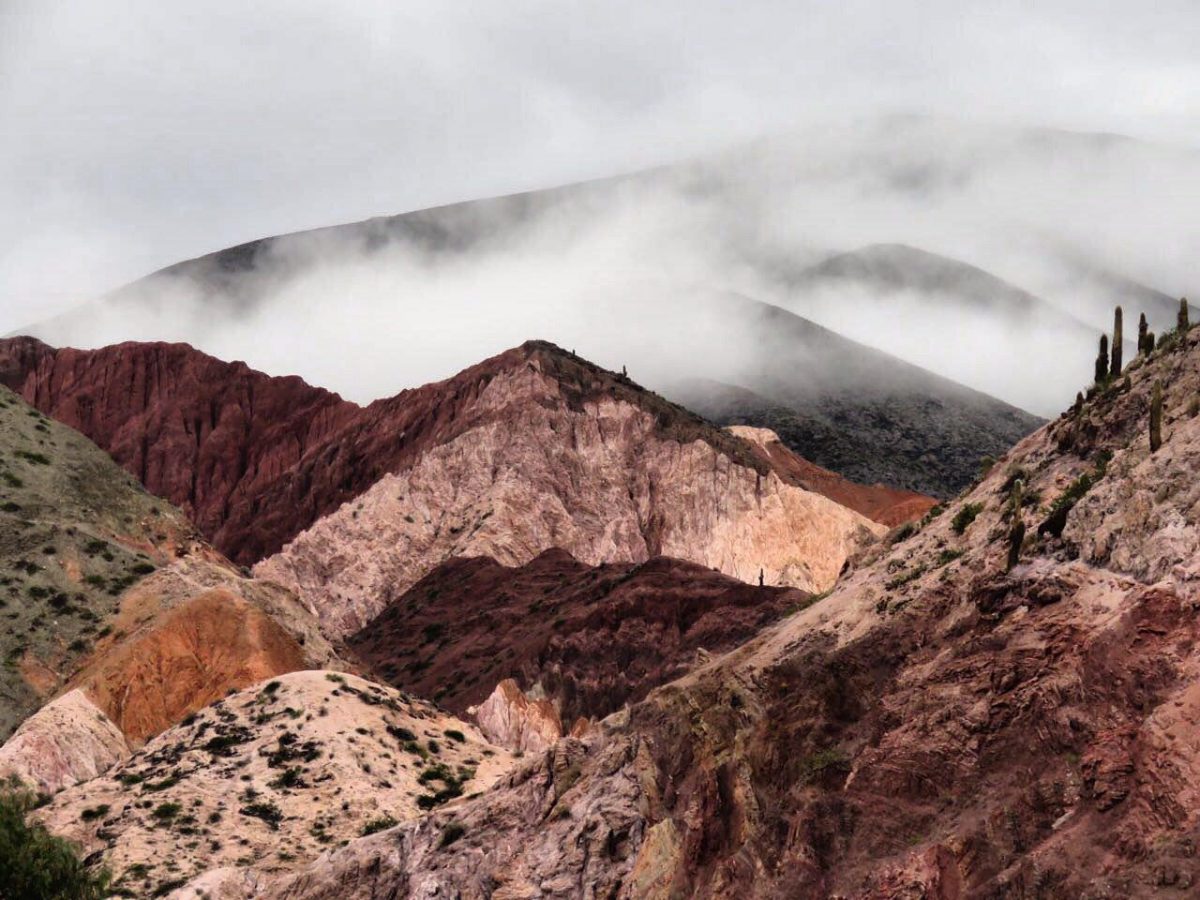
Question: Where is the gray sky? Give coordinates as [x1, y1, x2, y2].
[2, 0, 1199, 332]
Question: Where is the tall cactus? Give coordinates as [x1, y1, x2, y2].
[1179, 297, 1190, 333]
[1111, 306, 1123, 376]
[1150, 381, 1163, 452]
[1006, 479, 1025, 572]
[1094, 334, 1109, 384]
[1138, 312, 1149, 355]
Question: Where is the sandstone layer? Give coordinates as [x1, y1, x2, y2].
[729, 424, 939, 526]
[0, 689, 129, 794]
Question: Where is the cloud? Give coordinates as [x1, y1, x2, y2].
[3, 0, 1199, 334]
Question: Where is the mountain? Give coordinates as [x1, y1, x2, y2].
[195, 316, 1200, 897]
[0, 337, 900, 636]
[251, 340, 886, 636]
[348, 549, 811, 726]
[794, 243, 1085, 319]
[0, 384, 194, 741]
[0, 382, 345, 795]
[666, 297, 1042, 496]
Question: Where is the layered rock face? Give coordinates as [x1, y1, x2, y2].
[36, 671, 514, 897]
[0, 338, 900, 575]
[257, 355, 880, 636]
[228, 324, 1200, 898]
[349, 549, 807, 724]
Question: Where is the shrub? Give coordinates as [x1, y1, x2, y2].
[951, 503, 984, 535]
[439, 821, 466, 848]
[239, 801, 283, 830]
[360, 815, 398, 836]
[80, 805, 110, 822]
[0, 787, 111, 898]
[443, 729, 466, 744]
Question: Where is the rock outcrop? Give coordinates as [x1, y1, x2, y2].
[0, 689, 129, 794]
[203, 318, 1200, 898]
[470, 679, 564, 754]
[36, 671, 515, 897]
[349, 550, 808, 724]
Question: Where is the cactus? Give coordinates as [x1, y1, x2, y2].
[1138, 312, 1148, 355]
[1150, 381, 1163, 452]
[1144, 330, 1156, 355]
[1006, 479, 1025, 572]
[1179, 298, 1190, 333]
[1110, 307, 1123, 376]
[1094, 334, 1109, 384]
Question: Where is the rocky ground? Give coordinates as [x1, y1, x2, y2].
[36, 670, 514, 898]
[194, 322, 1200, 897]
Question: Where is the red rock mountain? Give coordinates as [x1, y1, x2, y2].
[0, 338, 927, 571]
[349, 549, 809, 725]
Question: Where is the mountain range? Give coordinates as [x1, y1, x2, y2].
[1, 315, 1199, 896]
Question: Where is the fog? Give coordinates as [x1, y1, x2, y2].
[4, 3, 1200, 416]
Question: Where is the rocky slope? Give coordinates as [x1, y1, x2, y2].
[254, 346, 882, 636]
[348, 549, 810, 725]
[36, 671, 514, 897]
[0, 384, 194, 740]
[213, 318, 1200, 897]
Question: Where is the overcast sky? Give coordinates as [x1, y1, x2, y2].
[2, 0, 1198, 332]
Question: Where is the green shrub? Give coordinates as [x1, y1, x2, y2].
[951, 503, 984, 535]
[439, 821, 466, 848]
[443, 729, 466, 744]
[152, 802, 181, 821]
[0, 787, 110, 898]
[239, 801, 283, 830]
[360, 815, 398, 836]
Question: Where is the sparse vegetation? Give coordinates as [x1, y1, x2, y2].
[951, 503, 984, 535]
[439, 821, 466, 848]
[360, 815, 398, 836]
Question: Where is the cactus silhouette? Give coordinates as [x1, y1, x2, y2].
[1094, 334, 1109, 384]
[1138, 312, 1149, 355]
[1111, 306, 1123, 376]
[1006, 479, 1025, 572]
[1150, 381, 1163, 452]
[1179, 298, 1190, 333]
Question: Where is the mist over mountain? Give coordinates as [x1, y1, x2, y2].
[17, 117, 1197, 419]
